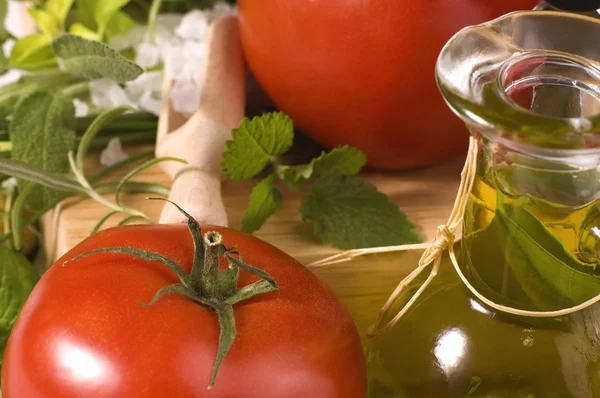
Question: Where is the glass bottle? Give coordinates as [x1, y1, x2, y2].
[535, 0, 600, 17]
[367, 11, 600, 398]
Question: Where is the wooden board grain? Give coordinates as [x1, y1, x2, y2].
[42, 144, 465, 343]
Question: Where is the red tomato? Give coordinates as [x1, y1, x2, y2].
[2, 224, 366, 397]
[238, 0, 540, 170]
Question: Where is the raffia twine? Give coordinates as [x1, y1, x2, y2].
[308, 136, 600, 339]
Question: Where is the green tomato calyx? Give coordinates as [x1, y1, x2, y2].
[63, 199, 279, 389]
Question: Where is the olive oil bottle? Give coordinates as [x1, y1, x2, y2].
[367, 11, 600, 398]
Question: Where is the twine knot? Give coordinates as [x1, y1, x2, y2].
[419, 225, 454, 267]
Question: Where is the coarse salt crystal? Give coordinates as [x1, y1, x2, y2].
[126, 71, 163, 96]
[90, 79, 137, 110]
[170, 78, 201, 116]
[0, 69, 22, 88]
[100, 137, 129, 167]
[73, 98, 89, 117]
[2, 39, 15, 58]
[135, 42, 161, 69]
[175, 10, 209, 41]
[139, 90, 162, 115]
[1, 177, 18, 191]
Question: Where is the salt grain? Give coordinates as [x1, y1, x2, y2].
[139, 90, 162, 115]
[171, 79, 201, 116]
[100, 137, 129, 167]
[1, 177, 18, 190]
[0, 69, 22, 88]
[175, 10, 209, 41]
[135, 42, 161, 69]
[73, 98, 89, 117]
[2, 39, 15, 58]
[127, 71, 163, 96]
[90, 79, 137, 110]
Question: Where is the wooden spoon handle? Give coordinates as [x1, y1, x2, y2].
[159, 168, 227, 226]
[156, 15, 246, 226]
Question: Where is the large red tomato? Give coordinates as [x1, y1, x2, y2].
[238, 0, 540, 170]
[2, 223, 366, 397]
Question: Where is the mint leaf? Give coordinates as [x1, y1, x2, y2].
[300, 171, 422, 250]
[241, 175, 283, 234]
[52, 34, 143, 82]
[10, 92, 76, 209]
[9, 34, 57, 69]
[0, 246, 39, 365]
[280, 146, 366, 190]
[221, 112, 294, 180]
[46, 0, 75, 23]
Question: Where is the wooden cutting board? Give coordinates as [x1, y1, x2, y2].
[42, 144, 465, 343]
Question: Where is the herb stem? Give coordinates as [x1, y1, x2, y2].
[62, 81, 90, 97]
[2, 183, 15, 248]
[148, 0, 164, 43]
[68, 152, 150, 221]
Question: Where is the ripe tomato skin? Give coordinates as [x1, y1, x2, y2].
[2, 224, 366, 398]
[238, 0, 539, 170]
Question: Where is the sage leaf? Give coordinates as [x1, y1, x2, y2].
[300, 171, 422, 250]
[9, 34, 57, 69]
[10, 92, 76, 209]
[497, 203, 600, 305]
[463, 199, 600, 312]
[52, 34, 143, 82]
[0, 246, 39, 366]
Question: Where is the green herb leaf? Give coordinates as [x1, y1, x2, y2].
[0, 0, 7, 41]
[9, 34, 57, 69]
[94, 0, 130, 34]
[69, 23, 100, 41]
[75, 0, 130, 36]
[279, 146, 366, 190]
[104, 11, 136, 39]
[75, 0, 97, 31]
[28, 8, 59, 37]
[46, 0, 75, 24]
[241, 174, 282, 234]
[496, 201, 600, 306]
[221, 112, 294, 180]
[52, 34, 143, 82]
[300, 171, 422, 250]
[0, 246, 39, 365]
[10, 92, 76, 209]
[0, 50, 8, 75]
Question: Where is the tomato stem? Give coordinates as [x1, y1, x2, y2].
[63, 199, 279, 389]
